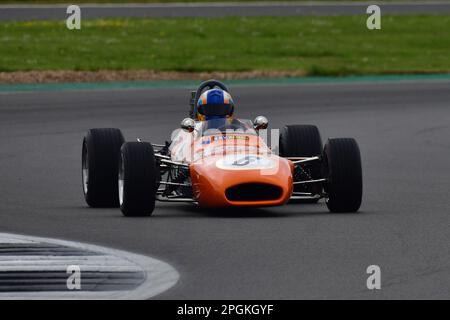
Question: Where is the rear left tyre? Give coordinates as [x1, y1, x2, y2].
[279, 125, 323, 203]
[82, 128, 125, 207]
[119, 142, 157, 217]
[279, 125, 323, 157]
[322, 138, 363, 213]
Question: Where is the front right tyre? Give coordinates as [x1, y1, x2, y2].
[119, 142, 157, 217]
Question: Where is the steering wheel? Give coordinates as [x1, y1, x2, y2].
[191, 79, 230, 119]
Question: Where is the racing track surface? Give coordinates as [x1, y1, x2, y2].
[1, 2, 450, 21]
[0, 80, 449, 299]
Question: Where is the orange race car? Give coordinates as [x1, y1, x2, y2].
[81, 80, 362, 216]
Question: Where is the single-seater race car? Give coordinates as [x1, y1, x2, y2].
[82, 80, 362, 216]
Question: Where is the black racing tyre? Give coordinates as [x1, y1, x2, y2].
[279, 125, 323, 203]
[322, 138, 363, 213]
[119, 142, 157, 217]
[279, 125, 323, 158]
[82, 128, 125, 207]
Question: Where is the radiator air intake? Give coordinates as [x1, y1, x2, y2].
[225, 183, 282, 202]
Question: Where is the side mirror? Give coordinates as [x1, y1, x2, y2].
[181, 118, 195, 133]
[253, 116, 269, 130]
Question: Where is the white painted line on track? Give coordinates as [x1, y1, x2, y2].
[0, 232, 179, 300]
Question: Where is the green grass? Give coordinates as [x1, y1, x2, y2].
[1, 15, 449, 75]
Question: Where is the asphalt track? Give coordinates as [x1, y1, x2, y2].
[1, 2, 450, 21]
[0, 79, 450, 299]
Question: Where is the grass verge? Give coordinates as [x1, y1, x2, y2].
[0, 15, 449, 78]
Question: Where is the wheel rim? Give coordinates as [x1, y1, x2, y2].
[82, 142, 89, 195]
[118, 154, 124, 206]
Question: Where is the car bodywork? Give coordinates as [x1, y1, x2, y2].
[153, 117, 324, 207]
[165, 120, 294, 207]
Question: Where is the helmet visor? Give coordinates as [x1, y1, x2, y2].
[198, 103, 233, 117]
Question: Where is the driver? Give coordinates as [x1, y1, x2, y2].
[196, 89, 243, 132]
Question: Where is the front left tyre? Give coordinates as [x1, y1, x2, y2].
[119, 142, 158, 217]
[82, 128, 125, 207]
[322, 138, 363, 213]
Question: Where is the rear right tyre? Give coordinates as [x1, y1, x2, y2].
[82, 128, 124, 208]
